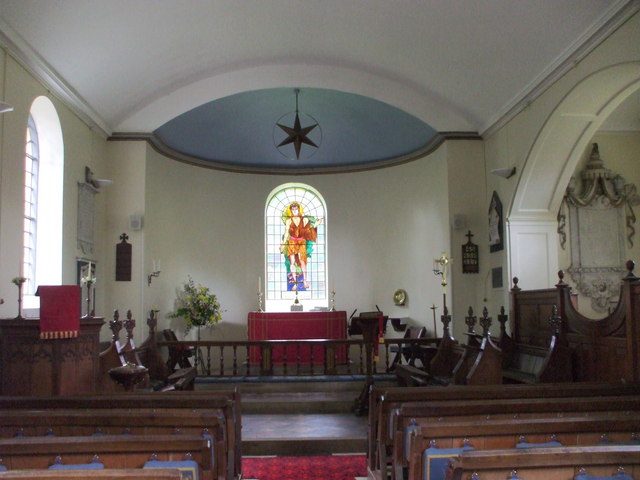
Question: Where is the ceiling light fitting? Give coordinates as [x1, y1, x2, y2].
[85, 166, 113, 190]
[491, 167, 516, 179]
[0, 102, 14, 114]
[274, 88, 321, 161]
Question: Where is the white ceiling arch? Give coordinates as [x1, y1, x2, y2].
[115, 61, 477, 133]
[1, 0, 638, 172]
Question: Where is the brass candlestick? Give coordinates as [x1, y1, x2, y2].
[330, 289, 336, 311]
[12, 277, 26, 320]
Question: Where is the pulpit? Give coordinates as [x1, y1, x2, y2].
[247, 311, 347, 364]
[0, 316, 104, 396]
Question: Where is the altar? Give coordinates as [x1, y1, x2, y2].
[247, 311, 348, 364]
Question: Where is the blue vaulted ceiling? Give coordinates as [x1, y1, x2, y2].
[153, 88, 440, 173]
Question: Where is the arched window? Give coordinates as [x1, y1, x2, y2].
[265, 183, 327, 312]
[23, 114, 39, 295]
[22, 97, 63, 311]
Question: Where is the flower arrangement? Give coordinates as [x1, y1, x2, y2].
[12, 277, 26, 286]
[170, 277, 223, 334]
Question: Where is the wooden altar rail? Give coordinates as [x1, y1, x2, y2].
[156, 338, 438, 378]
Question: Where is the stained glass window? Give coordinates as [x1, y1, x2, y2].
[265, 184, 327, 311]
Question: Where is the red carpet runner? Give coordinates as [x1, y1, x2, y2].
[242, 454, 367, 480]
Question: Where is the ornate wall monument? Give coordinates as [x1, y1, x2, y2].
[558, 143, 640, 313]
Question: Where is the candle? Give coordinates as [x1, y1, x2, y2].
[258, 276, 262, 294]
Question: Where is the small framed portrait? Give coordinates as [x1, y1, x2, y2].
[488, 191, 504, 252]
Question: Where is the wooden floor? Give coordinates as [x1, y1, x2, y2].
[198, 380, 389, 456]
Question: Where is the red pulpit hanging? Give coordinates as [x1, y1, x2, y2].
[36, 285, 81, 339]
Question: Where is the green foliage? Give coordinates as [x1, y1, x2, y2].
[169, 277, 223, 334]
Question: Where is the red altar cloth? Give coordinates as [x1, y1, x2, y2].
[36, 285, 81, 339]
[248, 311, 348, 364]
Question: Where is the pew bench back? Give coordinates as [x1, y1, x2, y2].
[0, 434, 214, 480]
[390, 394, 640, 479]
[447, 445, 640, 480]
[0, 469, 184, 480]
[370, 382, 640, 476]
[406, 413, 640, 480]
[0, 391, 240, 480]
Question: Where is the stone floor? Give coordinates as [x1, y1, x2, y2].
[198, 379, 388, 456]
[242, 412, 368, 455]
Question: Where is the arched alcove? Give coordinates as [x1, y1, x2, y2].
[508, 62, 640, 288]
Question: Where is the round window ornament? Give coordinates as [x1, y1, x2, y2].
[393, 289, 407, 306]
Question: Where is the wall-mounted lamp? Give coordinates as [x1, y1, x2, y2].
[147, 260, 161, 286]
[491, 167, 516, 179]
[85, 166, 113, 189]
[0, 102, 14, 114]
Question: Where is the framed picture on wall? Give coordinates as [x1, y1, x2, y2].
[488, 191, 504, 252]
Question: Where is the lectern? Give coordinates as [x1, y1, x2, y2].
[351, 312, 384, 415]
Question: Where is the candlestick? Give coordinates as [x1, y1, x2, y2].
[430, 304, 438, 337]
[257, 291, 264, 312]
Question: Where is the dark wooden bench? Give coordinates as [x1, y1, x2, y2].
[502, 306, 572, 384]
[406, 412, 640, 480]
[0, 409, 226, 480]
[446, 445, 640, 480]
[390, 394, 640, 480]
[162, 328, 195, 371]
[0, 434, 214, 479]
[367, 382, 640, 479]
[395, 307, 502, 388]
[390, 327, 427, 370]
[0, 391, 241, 480]
[0, 469, 183, 480]
[451, 309, 502, 386]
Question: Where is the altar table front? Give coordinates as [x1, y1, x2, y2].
[248, 311, 348, 364]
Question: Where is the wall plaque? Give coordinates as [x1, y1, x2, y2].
[115, 233, 132, 282]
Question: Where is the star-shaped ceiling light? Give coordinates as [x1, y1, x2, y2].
[275, 88, 321, 160]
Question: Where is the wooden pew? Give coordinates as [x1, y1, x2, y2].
[390, 394, 640, 480]
[508, 261, 640, 383]
[406, 412, 640, 480]
[137, 311, 196, 391]
[451, 308, 502, 386]
[0, 469, 183, 480]
[0, 409, 226, 480]
[98, 311, 126, 393]
[501, 306, 572, 383]
[0, 391, 241, 480]
[367, 382, 640, 478]
[136, 310, 172, 384]
[427, 307, 462, 383]
[0, 434, 213, 479]
[394, 307, 502, 388]
[447, 445, 640, 480]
